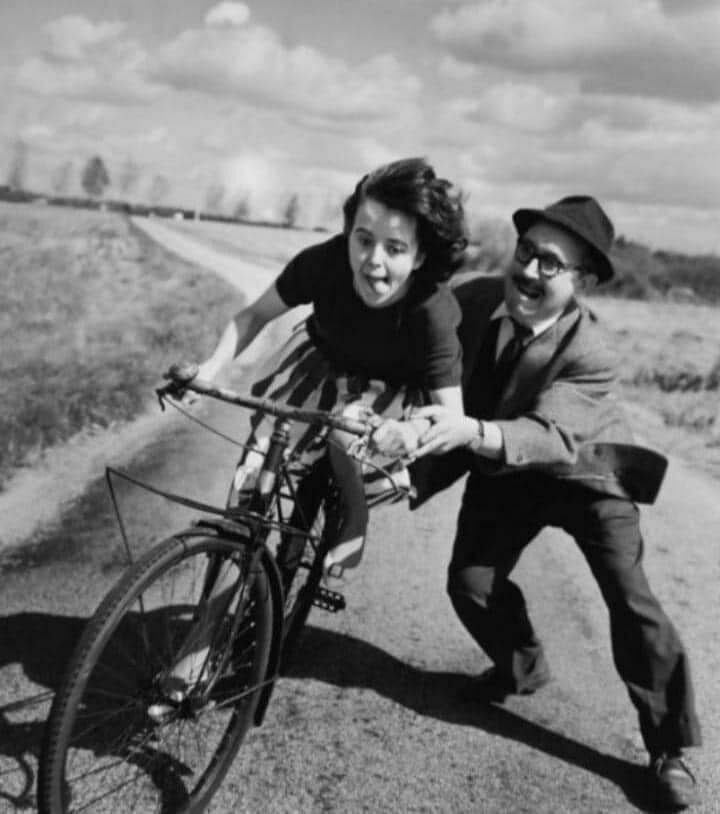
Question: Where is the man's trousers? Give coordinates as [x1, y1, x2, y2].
[447, 471, 701, 757]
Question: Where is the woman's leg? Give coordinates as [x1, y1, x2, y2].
[323, 428, 369, 573]
[147, 557, 240, 717]
[165, 563, 239, 687]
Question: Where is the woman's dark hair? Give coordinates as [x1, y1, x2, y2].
[342, 157, 468, 281]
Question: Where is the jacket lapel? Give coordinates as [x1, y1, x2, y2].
[453, 277, 505, 394]
[496, 305, 581, 417]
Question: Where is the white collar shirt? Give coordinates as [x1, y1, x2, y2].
[490, 303, 563, 360]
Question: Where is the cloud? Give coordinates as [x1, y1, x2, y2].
[15, 16, 160, 104]
[20, 124, 56, 142]
[462, 101, 720, 212]
[16, 53, 158, 105]
[43, 15, 127, 61]
[205, 2, 251, 27]
[460, 82, 695, 136]
[420, 76, 720, 231]
[438, 55, 479, 81]
[469, 82, 571, 133]
[659, 0, 718, 13]
[138, 127, 169, 145]
[144, 20, 421, 121]
[430, 0, 720, 102]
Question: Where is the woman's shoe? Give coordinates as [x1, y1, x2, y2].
[323, 535, 366, 579]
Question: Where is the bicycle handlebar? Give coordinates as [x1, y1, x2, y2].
[157, 363, 374, 437]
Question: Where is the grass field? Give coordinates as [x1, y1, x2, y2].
[588, 296, 720, 481]
[2, 202, 719, 491]
[0, 201, 238, 489]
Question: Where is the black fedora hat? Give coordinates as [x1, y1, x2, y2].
[512, 195, 615, 282]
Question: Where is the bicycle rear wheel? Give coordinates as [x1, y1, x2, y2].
[38, 529, 273, 814]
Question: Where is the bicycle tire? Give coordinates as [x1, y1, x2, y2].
[38, 528, 273, 814]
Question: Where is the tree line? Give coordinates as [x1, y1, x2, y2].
[5, 140, 719, 300]
[4, 140, 304, 227]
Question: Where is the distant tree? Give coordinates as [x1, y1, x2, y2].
[466, 216, 515, 272]
[318, 193, 343, 230]
[118, 157, 141, 195]
[51, 161, 73, 195]
[81, 155, 110, 198]
[204, 183, 225, 213]
[233, 195, 251, 220]
[7, 139, 28, 190]
[282, 193, 300, 228]
[148, 173, 171, 204]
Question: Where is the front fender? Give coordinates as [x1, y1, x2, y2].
[193, 517, 284, 726]
[254, 546, 284, 726]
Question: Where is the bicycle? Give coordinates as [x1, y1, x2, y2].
[38, 362, 412, 813]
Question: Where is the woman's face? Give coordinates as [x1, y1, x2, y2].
[348, 196, 425, 309]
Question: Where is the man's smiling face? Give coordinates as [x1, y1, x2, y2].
[504, 220, 588, 329]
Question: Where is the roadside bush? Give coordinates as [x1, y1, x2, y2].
[631, 365, 706, 392]
[464, 219, 720, 304]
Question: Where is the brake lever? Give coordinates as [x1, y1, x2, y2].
[156, 361, 200, 411]
[156, 382, 177, 411]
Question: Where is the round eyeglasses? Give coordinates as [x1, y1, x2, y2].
[514, 238, 585, 279]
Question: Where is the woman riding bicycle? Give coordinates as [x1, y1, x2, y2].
[186, 157, 468, 575]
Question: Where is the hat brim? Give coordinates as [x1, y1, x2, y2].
[512, 208, 614, 282]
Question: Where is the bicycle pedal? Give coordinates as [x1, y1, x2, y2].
[312, 586, 346, 613]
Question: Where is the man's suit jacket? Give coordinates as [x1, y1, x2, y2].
[410, 274, 667, 507]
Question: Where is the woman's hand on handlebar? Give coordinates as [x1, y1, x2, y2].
[158, 360, 208, 406]
[369, 418, 419, 458]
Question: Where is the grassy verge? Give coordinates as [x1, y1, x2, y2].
[0, 202, 239, 489]
[588, 296, 720, 480]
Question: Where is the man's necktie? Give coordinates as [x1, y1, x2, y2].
[493, 319, 533, 395]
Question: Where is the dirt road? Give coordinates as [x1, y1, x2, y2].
[1, 218, 717, 813]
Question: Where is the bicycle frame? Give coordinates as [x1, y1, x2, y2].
[152, 371, 410, 695]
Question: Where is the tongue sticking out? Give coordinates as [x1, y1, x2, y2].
[368, 276, 389, 294]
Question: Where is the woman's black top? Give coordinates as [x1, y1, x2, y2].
[275, 234, 462, 391]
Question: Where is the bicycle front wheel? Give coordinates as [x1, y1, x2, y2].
[38, 529, 273, 814]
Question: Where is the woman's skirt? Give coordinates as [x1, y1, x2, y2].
[240, 320, 421, 491]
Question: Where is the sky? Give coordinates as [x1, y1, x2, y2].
[1, 0, 719, 254]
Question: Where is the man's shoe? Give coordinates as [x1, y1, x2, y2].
[650, 752, 698, 810]
[459, 666, 551, 703]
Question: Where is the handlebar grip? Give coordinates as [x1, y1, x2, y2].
[336, 416, 372, 436]
[165, 361, 199, 384]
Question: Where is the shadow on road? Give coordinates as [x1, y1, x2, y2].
[286, 625, 658, 813]
[0, 612, 85, 810]
[1, 605, 254, 811]
[1, 612, 660, 813]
